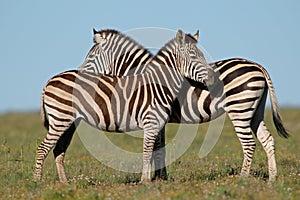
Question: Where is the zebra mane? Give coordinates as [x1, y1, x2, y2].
[154, 37, 176, 57]
[93, 29, 119, 43]
[93, 28, 153, 55]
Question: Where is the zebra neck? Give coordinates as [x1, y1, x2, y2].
[108, 34, 153, 76]
[144, 56, 184, 93]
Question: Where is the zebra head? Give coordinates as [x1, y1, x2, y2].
[78, 29, 114, 75]
[174, 29, 214, 86]
[79, 29, 153, 76]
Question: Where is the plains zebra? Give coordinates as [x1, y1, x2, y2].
[166, 58, 289, 181]
[33, 29, 212, 183]
[80, 29, 289, 181]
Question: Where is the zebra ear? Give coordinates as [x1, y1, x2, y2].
[93, 29, 104, 44]
[93, 28, 98, 35]
[176, 29, 185, 46]
[193, 30, 199, 41]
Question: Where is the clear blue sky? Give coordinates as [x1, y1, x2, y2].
[0, 0, 299, 113]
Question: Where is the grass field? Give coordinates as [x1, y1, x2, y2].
[0, 108, 299, 199]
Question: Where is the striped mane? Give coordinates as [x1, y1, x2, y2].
[94, 28, 153, 56]
[93, 29, 119, 43]
[79, 28, 154, 75]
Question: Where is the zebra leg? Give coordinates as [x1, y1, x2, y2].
[230, 119, 256, 177]
[53, 123, 76, 183]
[141, 128, 159, 182]
[254, 121, 276, 181]
[33, 133, 58, 182]
[33, 119, 75, 182]
[153, 127, 168, 180]
[250, 88, 277, 181]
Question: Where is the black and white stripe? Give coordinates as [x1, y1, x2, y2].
[33, 29, 211, 183]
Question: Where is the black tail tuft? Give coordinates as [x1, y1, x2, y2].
[272, 111, 289, 138]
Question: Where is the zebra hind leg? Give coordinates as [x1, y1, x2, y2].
[53, 123, 76, 183]
[251, 98, 277, 180]
[250, 88, 277, 181]
[33, 134, 58, 182]
[239, 129, 256, 177]
[230, 118, 256, 177]
[253, 121, 276, 181]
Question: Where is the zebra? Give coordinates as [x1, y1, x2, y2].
[80, 29, 289, 181]
[33, 29, 213, 183]
[165, 58, 289, 181]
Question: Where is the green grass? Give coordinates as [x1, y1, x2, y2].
[0, 109, 299, 199]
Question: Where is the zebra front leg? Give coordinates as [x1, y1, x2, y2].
[141, 129, 159, 182]
[153, 127, 168, 180]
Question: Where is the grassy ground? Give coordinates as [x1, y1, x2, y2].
[0, 108, 299, 199]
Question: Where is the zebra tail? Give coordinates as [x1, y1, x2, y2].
[260, 66, 289, 138]
[40, 89, 49, 131]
